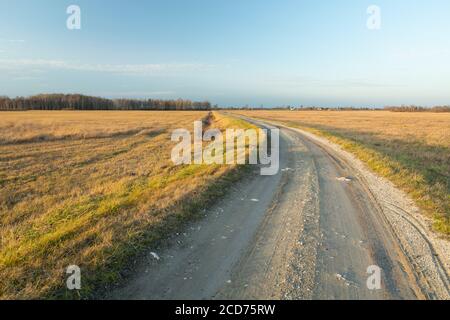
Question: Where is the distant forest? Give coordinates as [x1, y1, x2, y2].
[227, 105, 450, 112]
[0, 94, 212, 111]
[1, 94, 448, 112]
[383, 105, 450, 112]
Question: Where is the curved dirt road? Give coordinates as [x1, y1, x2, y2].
[110, 117, 449, 300]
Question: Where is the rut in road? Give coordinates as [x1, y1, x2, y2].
[109, 118, 449, 300]
[218, 126, 418, 299]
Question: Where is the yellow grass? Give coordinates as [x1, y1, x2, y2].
[0, 111, 253, 299]
[231, 110, 450, 235]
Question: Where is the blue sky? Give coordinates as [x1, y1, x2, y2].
[0, 0, 449, 107]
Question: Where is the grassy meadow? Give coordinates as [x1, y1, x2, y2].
[231, 110, 450, 235]
[0, 111, 254, 299]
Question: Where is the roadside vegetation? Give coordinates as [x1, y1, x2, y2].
[231, 110, 450, 236]
[0, 111, 254, 299]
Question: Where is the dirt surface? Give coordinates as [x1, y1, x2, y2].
[110, 117, 450, 300]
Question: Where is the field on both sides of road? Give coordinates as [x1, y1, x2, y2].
[0, 111, 255, 299]
[229, 110, 450, 236]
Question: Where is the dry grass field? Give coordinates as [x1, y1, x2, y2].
[231, 110, 450, 235]
[0, 111, 253, 299]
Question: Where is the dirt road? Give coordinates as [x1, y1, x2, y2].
[110, 117, 449, 300]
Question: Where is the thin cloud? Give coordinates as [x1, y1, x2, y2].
[0, 59, 215, 75]
[0, 39, 25, 43]
[265, 76, 402, 89]
[12, 76, 42, 81]
[97, 91, 177, 97]
[392, 48, 450, 60]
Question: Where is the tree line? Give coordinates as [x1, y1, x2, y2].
[224, 105, 450, 112]
[0, 94, 212, 111]
[384, 105, 450, 112]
